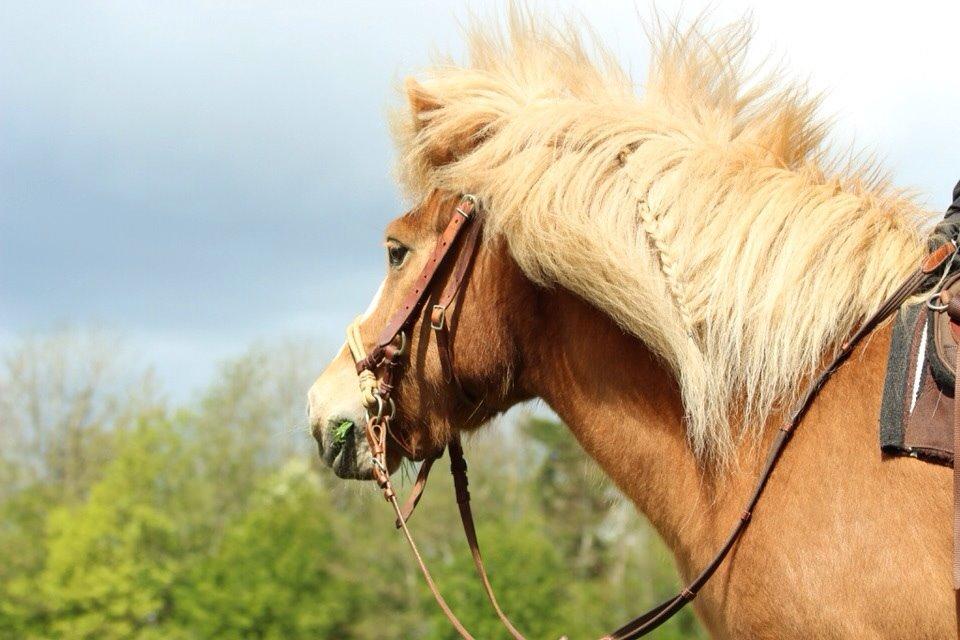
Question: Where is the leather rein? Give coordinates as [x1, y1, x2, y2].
[345, 194, 958, 640]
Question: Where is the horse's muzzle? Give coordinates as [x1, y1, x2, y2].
[307, 346, 377, 481]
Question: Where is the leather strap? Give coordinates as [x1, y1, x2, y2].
[374, 196, 477, 350]
[394, 205, 484, 532]
[449, 437, 527, 640]
[394, 450, 440, 528]
[926, 241, 959, 274]
[432, 213, 484, 402]
[386, 486, 478, 640]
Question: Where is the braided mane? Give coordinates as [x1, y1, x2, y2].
[391, 10, 930, 463]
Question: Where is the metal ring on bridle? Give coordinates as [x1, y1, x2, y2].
[395, 331, 407, 357]
[373, 393, 396, 420]
[928, 292, 950, 312]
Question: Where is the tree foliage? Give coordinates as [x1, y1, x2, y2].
[0, 333, 705, 639]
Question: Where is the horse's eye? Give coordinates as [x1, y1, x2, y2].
[387, 243, 410, 268]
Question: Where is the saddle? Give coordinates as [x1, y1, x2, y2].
[880, 272, 960, 466]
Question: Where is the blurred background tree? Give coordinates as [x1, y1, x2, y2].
[0, 329, 705, 639]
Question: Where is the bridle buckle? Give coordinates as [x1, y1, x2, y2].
[430, 304, 447, 331]
[455, 193, 479, 219]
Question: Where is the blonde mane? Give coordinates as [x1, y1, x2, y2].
[391, 10, 931, 462]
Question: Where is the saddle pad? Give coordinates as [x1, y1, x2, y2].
[879, 275, 960, 467]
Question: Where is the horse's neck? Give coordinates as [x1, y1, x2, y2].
[521, 289, 758, 569]
[519, 285, 955, 639]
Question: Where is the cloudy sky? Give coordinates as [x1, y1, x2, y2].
[2, 1, 959, 398]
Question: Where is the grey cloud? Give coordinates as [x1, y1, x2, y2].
[1, 1, 958, 398]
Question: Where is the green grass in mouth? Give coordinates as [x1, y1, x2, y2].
[333, 420, 353, 444]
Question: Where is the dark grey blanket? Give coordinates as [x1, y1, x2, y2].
[879, 304, 923, 454]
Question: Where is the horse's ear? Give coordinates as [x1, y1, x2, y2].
[403, 77, 479, 168]
[404, 77, 463, 167]
[405, 78, 442, 131]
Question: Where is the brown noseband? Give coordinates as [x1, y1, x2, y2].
[344, 193, 958, 640]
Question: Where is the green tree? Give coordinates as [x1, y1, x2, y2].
[0, 334, 706, 639]
[0, 329, 160, 504]
[419, 517, 571, 640]
[172, 460, 355, 639]
[27, 414, 204, 640]
[0, 483, 59, 638]
[521, 416, 707, 639]
[190, 342, 323, 530]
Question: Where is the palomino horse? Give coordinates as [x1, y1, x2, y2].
[308, 15, 954, 639]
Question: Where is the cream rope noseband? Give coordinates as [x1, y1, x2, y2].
[346, 319, 403, 415]
[340, 193, 958, 640]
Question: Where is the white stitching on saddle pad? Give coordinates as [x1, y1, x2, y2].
[910, 322, 929, 414]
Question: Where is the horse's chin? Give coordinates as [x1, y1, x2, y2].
[328, 444, 376, 481]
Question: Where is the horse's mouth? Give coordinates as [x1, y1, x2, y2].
[320, 434, 346, 472]
[315, 418, 375, 481]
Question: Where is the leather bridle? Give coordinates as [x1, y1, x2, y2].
[344, 193, 958, 640]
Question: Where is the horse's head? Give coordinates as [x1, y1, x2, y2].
[307, 190, 534, 480]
